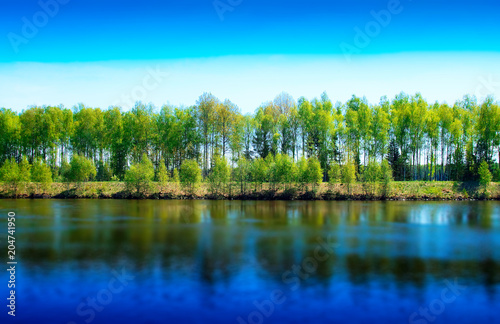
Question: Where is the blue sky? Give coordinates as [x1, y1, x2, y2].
[1, 0, 499, 112]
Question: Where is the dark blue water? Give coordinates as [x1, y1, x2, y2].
[0, 200, 499, 324]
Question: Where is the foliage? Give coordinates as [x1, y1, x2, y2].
[307, 156, 323, 190]
[462, 188, 469, 199]
[295, 156, 309, 191]
[269, 153, 296, 190]
[341, 160, 357, 194]
[478, 161, 492, 193]
[59, 161, 71, 182]
[125, 153, 155, 196]
[0, 93, 498, 191]
[0, 157, 31, 195]
[361, 161, 380, 196]
[96, 161, 113, 181]
[64, 154, 97, 183]
[380, 159, 393, 197]
[157, 162, 169, 186]
[328, 162, 341, 188]
[172, 168, 180, 185]
[208, 155, 231, 195]
[180, 159, 202, 194]
[250, 157, 268, 191]
[234, 156, 250, 194]
[31, 158, 53, 193]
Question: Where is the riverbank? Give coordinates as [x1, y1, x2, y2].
[1, 181, 499, 200]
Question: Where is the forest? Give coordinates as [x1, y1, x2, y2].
[0, 91, 499, 197]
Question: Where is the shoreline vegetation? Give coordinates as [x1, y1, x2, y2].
[1, 92, 500, 202]
[1, 181, 499, 201]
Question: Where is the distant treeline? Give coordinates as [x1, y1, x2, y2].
[0, 92, 499, 182]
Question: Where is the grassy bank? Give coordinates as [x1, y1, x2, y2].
[1, 181, 499, 200]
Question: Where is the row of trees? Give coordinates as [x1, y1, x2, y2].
[2, 150, 496, 197]
[0, 92, 499, 183]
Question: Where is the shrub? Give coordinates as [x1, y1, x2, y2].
[341, 160, 357, 194]
[0, 159, 18, 184]
[172, 169, 180, 185]
[59, 160, 71, 182]
[157, 162, 169, 193]
[380, 159, 393, 197]
[64, 154, 97, 183]
[250, 157, 268, 191]
[180, 159, 201, 194]
[328, 163, 341, 189]
[125, 153, 154, 197]
[478, 161, 492, 194]
[361, 161, 380, 196]
[0, 157, 31, 196]
[31, 158, 53, 194]
[234, 156, 250, 195]
[271, 153, 296, 190]
[296, 156, 309, 191]
[307, 157, 323, 191]
[208, 155, 231, 195]
[96, 161, 113, 181]
[264, 154, 278, 190]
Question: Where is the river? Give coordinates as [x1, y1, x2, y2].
[0, 200, 499, 324]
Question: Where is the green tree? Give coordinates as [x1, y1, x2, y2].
[307, 157, 323, 190]
[196, 92, 218, 175]
[0, 159, 19, 184]
[125, 153, 155, 197]
[65, 154, 97, 183]
[31, 158, 53, 193]
[264, 154, 278, 190]
[242, 114, 256, 160]
[425, 105, 440, 180]
[390, 92, 411, 180]
[180, 159, 202, 194]
[72, 105, 105, 161]
[234, 156, 250, 195]
[407, 94, 427, 180]
[105, 107, 129, 179]
[250, 157, 268, 191]
[215, 99, 239, 158]
[253, 105, 274, 159]
[2, 92, 500, 198]
[18, 157, 31, 195]
[328, 162, 341, 189]
[127, 103, 154, 162]
[361, 161, 380, 196]
[380, 159, 393, 197]
[0, 108, 21, 163]
[475, 97, 499, 162]
[296, 156, 309, 191]
[341, 160, 356, 194]
[172, 168, 180, 190]
[370, 101, 390, 161]
[0, 157, 31, 196]
[478, 161, 492, 194]
[96, 161, 113, 181]
[157, 162, 169, 189]
[169, 107, 201, 168]
[208, 155, 231, 196]
[272, 153, 296, 190]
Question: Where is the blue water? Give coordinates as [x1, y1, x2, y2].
[0, 200, 499, 324]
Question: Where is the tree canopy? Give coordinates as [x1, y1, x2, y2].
[0, 92, 498, 187]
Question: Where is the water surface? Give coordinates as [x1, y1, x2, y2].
[0, 200, 499, 324]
